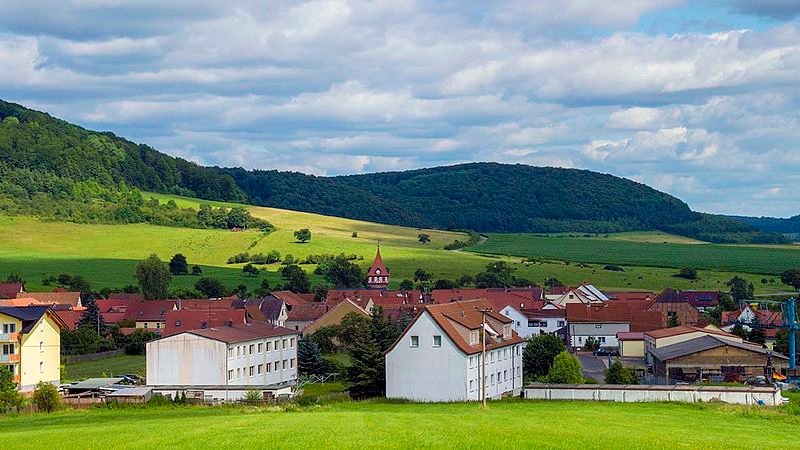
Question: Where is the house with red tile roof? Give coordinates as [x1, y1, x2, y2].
[566, 302, 663, 349]
[124, 301, 177, 332]
[0, 282, 25, 299]
[242, 295, 288, 327]
[285, 303, 330, 332]
[271, 291, 314, 308]
[146, 322, 299, 401]
[646, 288, 700, 327]
[385, 299, 524, 402]
[162, 309, 248, 336]
[303, 299, 370, 335]
[17, 291, 83, 311]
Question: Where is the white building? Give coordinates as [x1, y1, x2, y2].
[500, 305, 566, 338]
[386, 299, 524, 402]
[146, 322, 299, 401]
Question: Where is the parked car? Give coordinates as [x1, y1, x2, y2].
[745, 375, 770, 387]
[593, 348, 619, 357]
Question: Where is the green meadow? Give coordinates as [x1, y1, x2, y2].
[0, 399, 797, 449]
[0, 193, 796, 294]
[469, 232, 800, 276]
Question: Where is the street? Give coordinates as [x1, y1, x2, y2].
[577, 352, 608, 382]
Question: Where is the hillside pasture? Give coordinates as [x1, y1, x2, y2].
[469, 232, 800, 275]
[0, 399, 798, 449]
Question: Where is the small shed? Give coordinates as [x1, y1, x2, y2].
[106, 387, 153, 404]
[65, 378, 125, 395]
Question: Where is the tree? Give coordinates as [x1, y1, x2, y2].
[398, 279, 414, 290]
[338, 312, 372, 348]
[242, 263, 260, 277]
[32, 381, 61, 413]
[135, 254, 171, 301]
[56, 273, 91, 295]
[351, 231, 358, 238]
[605, 361, 638, 384]
[169, 253, 189, 275]
[413, 268, 432, 283]
[774, 329, 790, 355]
[282, 265, 311, 293]
[77, 298, 106, 335]
[583, 336, 600, 351]
[0, 366, 24, 413]
[294, 228, 312, 243]
[227, 207, 249, 229]
[457, 275, 474, 287]
[191, 265, 203, 276]
[780, 269, 800, 291]
[546, 351, 584, 384]
[544, 277, 563, 289]
[319, 254, 363, 288]
[674, 268, 699, 280]
[727, 276, 754, 302]
[747, 323, 766, 346]
[194, 277, 226, 298]
[523, 334, 565, 380]
[433, 279, 458, 289]
[313, 285, 329, 302]
[718, 292, 736, 311]
[298, 335, 325, 377]
[4, 273, 23, 283]
[370, 306, 397, 353]
[475, 261, 516, 288]
[731, 323, 748, 339]
[347, 322, 385, 398]
[256, 279, 271, 297]
[417, 233, 431, 244]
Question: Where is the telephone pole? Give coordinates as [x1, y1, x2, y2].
[477, 306, 492, 410]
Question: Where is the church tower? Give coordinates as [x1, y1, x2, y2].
[366, 246, 390, 289]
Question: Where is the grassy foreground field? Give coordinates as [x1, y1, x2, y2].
[469, 232, 800, 275]
[1, 399, 797, 449]
[0, 193, 796, 294]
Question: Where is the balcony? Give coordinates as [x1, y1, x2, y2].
[0, 353, 19, 363]
[0, 332, 19, 342]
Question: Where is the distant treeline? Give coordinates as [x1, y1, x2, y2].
[0, 99, 787, 244]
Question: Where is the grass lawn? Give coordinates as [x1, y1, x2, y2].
[469, 232, 800, 276]
[0, 399, 797, 449]
[63, 354, 145, 382]
[0, 193, 796, 294]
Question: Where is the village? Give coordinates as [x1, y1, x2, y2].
[1, 248, 796, 408]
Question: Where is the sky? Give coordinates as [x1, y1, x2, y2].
[1, 1, 799, 217]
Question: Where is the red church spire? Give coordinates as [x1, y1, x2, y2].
[366, 246, 390, 289]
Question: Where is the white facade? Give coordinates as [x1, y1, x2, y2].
[385, 312, 523, 402]
[569, 322, 630, 349]
[146, 331, 298, 388]
[500, 306, 566, 338]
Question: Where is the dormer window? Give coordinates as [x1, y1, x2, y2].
[469, 331, 479, 345]
[503, 325, 511, 339]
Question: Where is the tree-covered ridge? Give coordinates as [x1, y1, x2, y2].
[0, 100, 247, 202]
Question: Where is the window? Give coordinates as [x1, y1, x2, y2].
[175, 320, 181, 327]
[497, 371, 501, 383]
[249, 366, 255, 377]
[290, 338, 295, 348]
[228, 370, 234, 381]
[469, 380, 474, 392]
[282, 339, 288, 349]
[237, 346, 241, 357]
[274, 361, 280, 371]
[469, 331, 478, 345]
[265, 363, 271, 373]
[599, 337, 606, 343]
[258, 364, 263, 375]
[266, 341, 271, 352]
[595, 324, 602, 329]
[274, 339, 280, 350]
[504, 370, 508, 381]
[237, 368, 241, 378]
[258, 343, 263, 353]
[249, 344, 255, 355]
[410, 335, 419, 348]
[490, 374, 494, 385]
[283, 359, 288, 370]
[290, 358, 294, 369]
[489, 351, 494, 363]
[432, 335, 442, 348]
[228, 348, 234, 358]
[469, 356, 474, 368]
[39, 341, 43, 352]
[557, 320, 566, 327]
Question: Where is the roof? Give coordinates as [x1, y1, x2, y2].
[177, 297, 238, 311]
[644, 325, 739, 340]
[679, 291, 719, 308]
[17, 291, 82, 308]
[326, 289, 423, 307]
[124, 301, 176, 321]
[271, 291, 314, 307]
[162, 309, 248, 336]
[0, 282, 24, 299]
[388, 299, 523, 356]
[95, 298, 135, 313]
[0, 297, 46, 307]
[605, 291, 654, 302]
[429, 288, 543, 310]
[654, 288, 684, 304]
[106, 387, 153, 397]
[54, 310, 83, 330]
[182, 322, 298, 344]
[566, 302, 663, 332]
[107, 293, 145, 302]
[520, 308, 566, 319]
[68, 378, 125, 390]
[367, 247, 389, 276]
[616, 331, 644, 341]
[0, 305, 68, 332]
[286, 303, 329, 322]
[242, 295, 284, 322]
[650, 335, 788, 361]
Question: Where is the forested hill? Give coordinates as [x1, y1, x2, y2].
[0, 99, 783, 243]
[728, 215, 800, 234]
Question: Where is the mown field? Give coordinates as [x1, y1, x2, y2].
[0, 399, 797, 449]
[469, 232, 800, 275]
[0, 193, 796, 294]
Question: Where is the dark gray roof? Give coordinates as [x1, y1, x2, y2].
[0, 305, 53, 332]
[650, 335, 788, 361]
[244, 295, 284, 322]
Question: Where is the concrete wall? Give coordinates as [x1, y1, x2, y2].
[524, 384, 783, 406]
[152, 385, 294, 402]
[19, 315, 61, 391]
[147, 334, 227, 385]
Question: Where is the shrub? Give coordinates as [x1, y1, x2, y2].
[243, 390, 263, 403]
[545, 352, 583, 384]
[605, 360, 639, 384]
[603, 264, 625, 272]
[351, 231, 358, 238]
[32, 382, 61, 413]
[674, 267, 699, 280]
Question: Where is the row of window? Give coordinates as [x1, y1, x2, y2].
[527, 320, 566, 328]
[409, 335, 441, 348]
[227, 358, 295, 381]
[576, 336, 606, 343]
[467, 345, 521, 368]
[368, 276, 388, 283]
[468, 367, 521, 392]
[227, 338, 295, 359]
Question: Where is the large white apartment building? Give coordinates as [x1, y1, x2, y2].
[386, 299, 524, 402]
[146, 322, 299, 401]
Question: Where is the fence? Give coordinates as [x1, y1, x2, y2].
[524, 384, 784, 406]
[61, 349, 126, 365]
